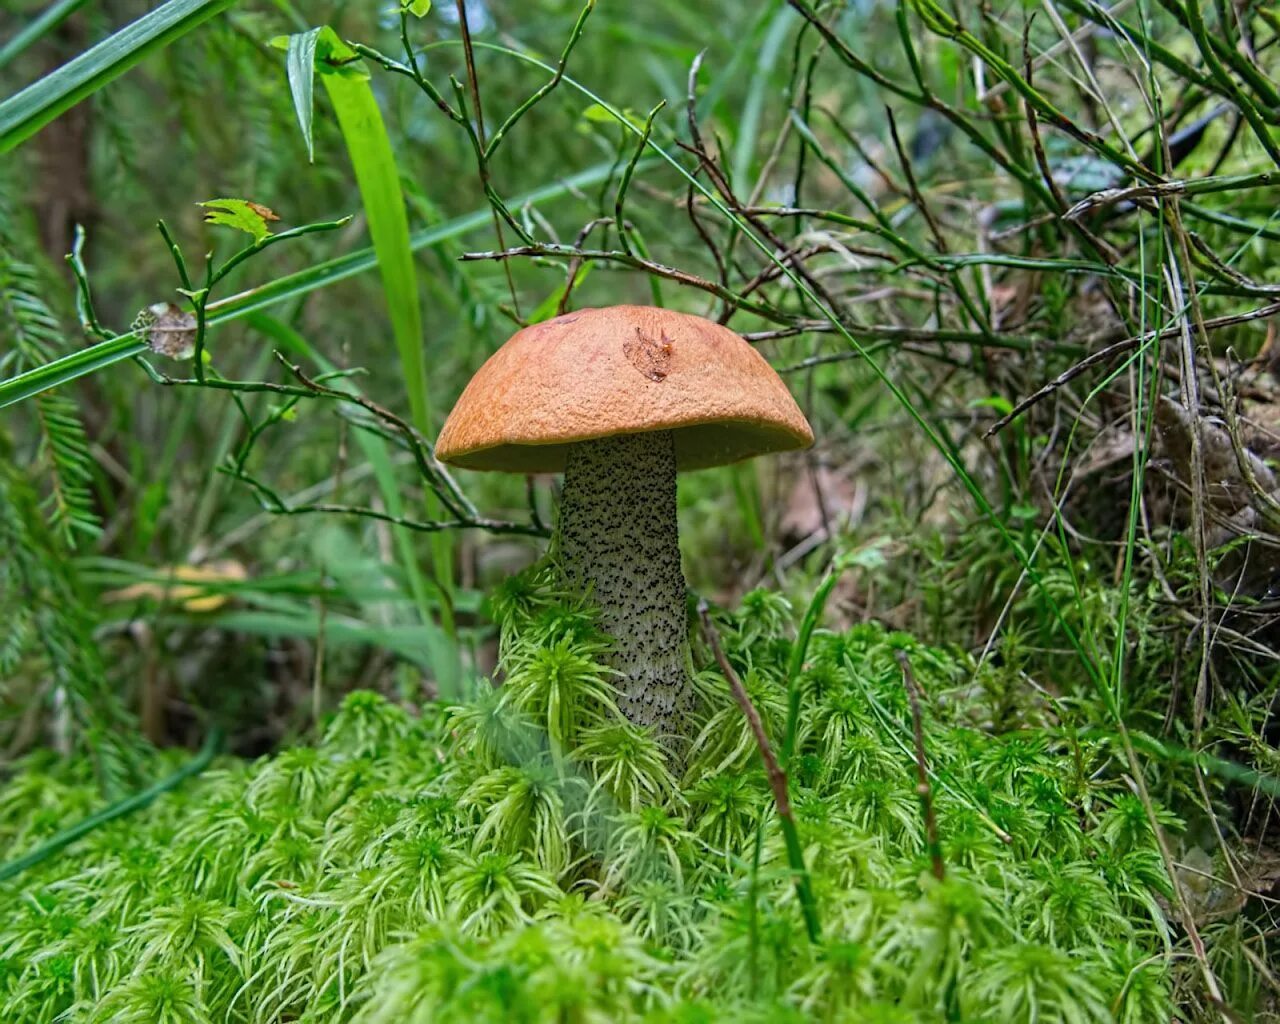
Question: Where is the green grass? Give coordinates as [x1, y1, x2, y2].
[0, 582, 1184, 1022]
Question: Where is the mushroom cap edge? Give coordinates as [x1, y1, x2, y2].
[435, 304, 814, 474]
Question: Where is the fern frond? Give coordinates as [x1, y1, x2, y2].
[0, 450, 138, 782]
[0, 236, 101, 545]
[0, 605, 33, 676]
[33, 392, 100, 544]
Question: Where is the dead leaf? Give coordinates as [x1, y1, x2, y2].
[245, 201, 280, 223]
[105, 561, 247, 613]
[135, 302, 197, 360]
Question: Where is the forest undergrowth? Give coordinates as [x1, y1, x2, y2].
[0, 566, 1187, 1022]
[1, 0, 1278, 1020]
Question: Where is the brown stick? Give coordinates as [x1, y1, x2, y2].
[984, 301, 1280, 437]
[698, 600, 792, 820]
[697, 599, 821, 943]
[896, 650, 945, 881]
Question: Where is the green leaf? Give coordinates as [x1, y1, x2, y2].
[282, 27, 322, 162]
[197, 198, 278, 242]
[317, 43, 458, 630]
[0, 0, 238, 153]
[403, 0, 432, 16]
[580, 102, 643, 130]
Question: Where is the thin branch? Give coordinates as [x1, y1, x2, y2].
[985, 301, 1280, 437]
[459, 243, 792, 323]
[1065, 171, 1278, 221]
[484, 0, 595, 160]
[273, 353, 477, 520]
[453, 0, 520, 315]
[896, 650, 944, 882]
[697, 599, 822, 945]
[615, 102, 665, 255]
[229, 467, 545, 537]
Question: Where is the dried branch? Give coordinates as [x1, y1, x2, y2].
[459, 242, 791, 323]
[697, 599, 821, 945]
[985, 301, 1280, 437]
[896, 650, 944, 882]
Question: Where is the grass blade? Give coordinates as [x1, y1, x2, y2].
[0, 334, 145, 409]
[316, 28, 447, 617]
[0, 0, 239, 152]
[315, 34, 427, 433]
[0, 0, 92, 72]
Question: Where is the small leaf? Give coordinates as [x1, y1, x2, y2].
[970, 395, 1013, 416]
[274, 26, 367, 159]
[197, 198, 278, 242]
[284, 26, 322, 162]
[580, 103, 643, 131]
[403, 0, 431, 15]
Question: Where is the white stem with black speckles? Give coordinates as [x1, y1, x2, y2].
[557, 430, 695, 742]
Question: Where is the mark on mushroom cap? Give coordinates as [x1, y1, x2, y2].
[624, 326, 673, 382]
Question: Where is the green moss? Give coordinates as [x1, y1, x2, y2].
[0, 570, 1196, 1021]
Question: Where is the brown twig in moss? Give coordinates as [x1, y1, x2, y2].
[696, 599, 821, 945]
[896, 650, 944, 882]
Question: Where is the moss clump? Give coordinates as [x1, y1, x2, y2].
[0, 568, 1181, 1022]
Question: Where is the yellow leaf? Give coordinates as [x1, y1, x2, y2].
[105, 561, 247, 613]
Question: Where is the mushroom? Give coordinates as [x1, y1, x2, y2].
[436, 305, 813, 744]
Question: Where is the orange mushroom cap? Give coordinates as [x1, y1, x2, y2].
[435, 305, 814, 473]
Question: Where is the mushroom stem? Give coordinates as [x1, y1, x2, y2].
[557, 429, 695, 743]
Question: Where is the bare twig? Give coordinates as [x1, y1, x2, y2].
[885, 106, 947, 253]
[985, 302, 1280, 437]
[896, 650, 944, 881]
[274, 354, 477, 520]
[1065, 171, 1277, 221]
[697, 599, 821, 945]
[453, 0, 520, 316]
[229, 467, 545, 537]
[460, 242, 790, 323]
